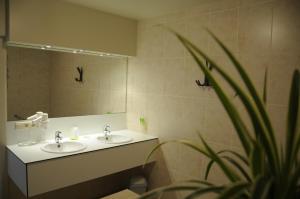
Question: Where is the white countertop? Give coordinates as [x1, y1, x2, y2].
[7, 130, 158, 164]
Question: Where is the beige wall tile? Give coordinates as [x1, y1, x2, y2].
[7, 48, 51, 120]
[209, 0, 240, 12]
[138, 24, 165, 59]
[185, 12, 211, 55]
[163, 58, 186, 96]
[209, 8, 239, 57]
[127, 0, 299, 194]
[238, 2, 273, 57]
[163, 15, 187, 58]
[272, 0, 300, 55]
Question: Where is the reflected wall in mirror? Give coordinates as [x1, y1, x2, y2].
[7, 47, 127, 121]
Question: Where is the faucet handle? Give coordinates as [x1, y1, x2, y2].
[104, 124, 111, 131]
[55, 131, 62, 139]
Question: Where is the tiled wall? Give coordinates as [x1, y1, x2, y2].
[126, 0, 300, 197]
[7, 48, 127, 120]
[7, 47, 51, 121]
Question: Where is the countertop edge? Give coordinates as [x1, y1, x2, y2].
[7, 130, 159, 164]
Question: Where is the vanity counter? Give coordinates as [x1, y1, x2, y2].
[7, 130, 158, 164]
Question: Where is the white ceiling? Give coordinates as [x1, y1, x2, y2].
[64, 0, 211, 20]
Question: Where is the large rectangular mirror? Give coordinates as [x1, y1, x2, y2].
[7, 47, 127, 121]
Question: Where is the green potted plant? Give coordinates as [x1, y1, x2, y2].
[140, 30, 300, 198]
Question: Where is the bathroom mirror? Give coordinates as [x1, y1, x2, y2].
[7, 47, 127, 121]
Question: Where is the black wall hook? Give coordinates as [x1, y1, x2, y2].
[75, 67, 83, 82]
[195, 60, 213, 87]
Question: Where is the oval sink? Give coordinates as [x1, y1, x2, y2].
[97, 134, 133, 144]
[41, 141, 86, 154]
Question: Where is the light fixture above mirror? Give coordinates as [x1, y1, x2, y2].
[6, 41, 129, 58]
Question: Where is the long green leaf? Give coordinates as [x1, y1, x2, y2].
[174, 32, 279, 174]
[222, 156, 252, 182]
[204, 151, 250, 181]
[295, 136, 300, 167]
[217, 182, 250, 199]
[250, 143, 264, 178]
[199, 135, 241, 182]
[216, 150, 249, 166]
[185, 186, 225, 199]
[144, 140, 209, 167]
[251, 176, 272, 199]
[139, 184, 201, 199]
[183, 179, 214, 186]
[175, 34, 253, 156]
[145, 138, 242, 183]
[205, 159, 215, 180]
[285, 70, 300, 172]
[282, 165, 300, 199]
[206, 30, 279, 171]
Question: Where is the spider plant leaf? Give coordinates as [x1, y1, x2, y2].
[175, 32, 279, 174]
[204, 150, 249, 181]
[251, 175, 272, 199]
[217, 181, 250, 199]
[285, 70, 300, 171]
[199, 135, 241, 182]
[283, 165, 300, 198]
[138, 184, 201, 199]
[204, 159, 214, 180]
[263, 67, 268, 104]
[174, 32, 279, 174]
[143, 140, 208, 167]
[222, 156, 252, 182]
[206, 30, 279, 167]
[215, 150, 249, 166]
[183, 179, 214, 186]
[175, 35, 253, 157]
[185, 186, 225, 199]
[250, 143, 264, 178]
[295, 137, 300, 167]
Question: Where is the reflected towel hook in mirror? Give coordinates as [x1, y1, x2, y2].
[75, 66, 83, 82]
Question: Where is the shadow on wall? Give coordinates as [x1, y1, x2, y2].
[0, 35, 8, 199]
[144, 149, 178, 199]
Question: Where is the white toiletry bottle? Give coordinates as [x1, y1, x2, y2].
[40, 113, 49, 142]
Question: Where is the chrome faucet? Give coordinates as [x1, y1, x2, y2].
[103, 124, 111, 140]
[55, 131, 63, 148]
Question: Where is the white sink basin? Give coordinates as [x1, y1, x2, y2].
[41, 141, 86, 154]
[97, 134, 133, 144]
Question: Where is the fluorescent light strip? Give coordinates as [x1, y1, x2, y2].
[6, 41, 130, 58]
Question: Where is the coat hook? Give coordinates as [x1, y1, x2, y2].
[75, 66, 83, 82]
[195, 59, 213, 87]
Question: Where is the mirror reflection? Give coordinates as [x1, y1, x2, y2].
[7, 47, 127, 121]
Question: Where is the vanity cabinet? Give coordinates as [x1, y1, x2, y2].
[8, 136, 158, 198]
